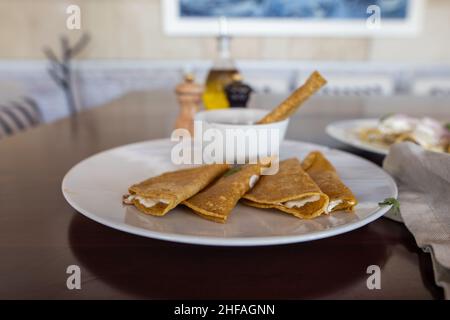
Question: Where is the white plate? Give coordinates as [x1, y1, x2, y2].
[326, 119, 389, 155]
[62, 139, 397, 246]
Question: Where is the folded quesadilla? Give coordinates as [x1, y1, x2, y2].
[301, 151, 357, 213]
[242, 158, 329, 219]
[183, 163, 266, 223]
[123, 164, 229, 216]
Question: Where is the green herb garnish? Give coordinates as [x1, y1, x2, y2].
[380, 113, 395, 122]
[379, 197, 400, 215]
[223, 166, 242, 177]
[445, 123, 450, 132]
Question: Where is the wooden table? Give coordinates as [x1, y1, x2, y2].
[0, 91, 447, 299]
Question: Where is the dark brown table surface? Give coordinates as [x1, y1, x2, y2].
[0, 91, 448, 299]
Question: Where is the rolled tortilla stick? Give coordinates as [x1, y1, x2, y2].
[256, 71, 327, 124]
[301, 151, 357, 213]
[242, 158, 329, 219]
[183, 163, 267, 223]
[123, 164, 230, 216]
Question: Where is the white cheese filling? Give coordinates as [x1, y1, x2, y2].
[410, 119, 443, 149]
[327, 199, 343, 213]
[127, 195, 170, 208]
[283, 195, 320, 209]
[379, 115, 416, 135]
[249, 175, 259, 189]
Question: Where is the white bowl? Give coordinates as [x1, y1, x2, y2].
[194, 108, 289, 163]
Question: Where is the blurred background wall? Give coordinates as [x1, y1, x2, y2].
[0, 0, 449, 62]
[0, 0, 449, 123]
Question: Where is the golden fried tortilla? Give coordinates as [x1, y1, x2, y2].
[301, 151, 357, 212]
[183, 164, 266, 223]
[242, 158, 329, 219]
[123, 164, 230, 216]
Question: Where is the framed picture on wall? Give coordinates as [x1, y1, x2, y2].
[162, 0, 425, 37]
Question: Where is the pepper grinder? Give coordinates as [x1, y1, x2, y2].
[175, 73, 204, 135]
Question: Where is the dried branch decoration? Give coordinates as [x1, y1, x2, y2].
[43, 33, 90, 116]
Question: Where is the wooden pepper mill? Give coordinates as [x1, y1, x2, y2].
[175, 73, 203, 135]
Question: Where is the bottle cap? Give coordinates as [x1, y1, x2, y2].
[231, 73, 242, 82]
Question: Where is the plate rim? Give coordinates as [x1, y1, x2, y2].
[326, 118, 389, 155]
[62, 138, 398, 247]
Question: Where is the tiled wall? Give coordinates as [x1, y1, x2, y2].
[1, 60, 449, 123]
[0, 0, 449, 63]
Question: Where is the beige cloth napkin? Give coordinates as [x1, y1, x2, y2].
[383, 142, 450, 299]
